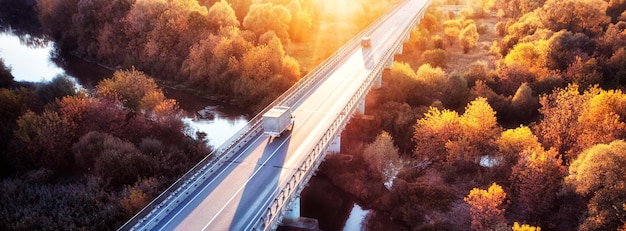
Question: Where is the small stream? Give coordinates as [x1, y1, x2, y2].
[0, 27, 367, 231]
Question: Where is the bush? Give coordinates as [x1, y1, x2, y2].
[421, 48, 448, 68]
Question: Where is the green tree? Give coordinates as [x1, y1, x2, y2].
[35, 75, 76, 105]
[545, 30, 594, 72]
[563, 57, 602, 90]
[93, 134, 152, 186]
[463, 60, 490, 88]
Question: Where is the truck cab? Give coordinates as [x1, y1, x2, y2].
[361, 37, 372, 48]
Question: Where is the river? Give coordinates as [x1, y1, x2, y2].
[0, 28, 367, 231]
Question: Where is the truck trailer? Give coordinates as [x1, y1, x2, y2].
[262, 106, 294, 138]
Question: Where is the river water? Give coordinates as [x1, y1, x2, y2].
[0, 28, 367, 231]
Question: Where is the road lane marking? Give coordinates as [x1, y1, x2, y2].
[160, 1, 428, 228]
[200, 95, 336, 230]
[200, 130, 294, 231]
[157, 134, 266, 230]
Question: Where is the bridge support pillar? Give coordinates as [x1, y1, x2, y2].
[385, 57, 394, 69]
[373, 72, 382, 89]
[327, 135, 341, 154]
[395, 45, 403, 55]
[284, 196, 300, 220]
[357, 98, 365, 115]
[281, 196, 319, 230]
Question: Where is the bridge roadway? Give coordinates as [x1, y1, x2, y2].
[123, 0, 431, 230]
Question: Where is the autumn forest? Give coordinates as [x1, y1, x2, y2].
[0, 0, 626, 230]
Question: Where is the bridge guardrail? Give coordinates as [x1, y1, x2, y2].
[118, 2, 392, 230]
[248, 0, 432, 229]
[119, 0, 431, 229]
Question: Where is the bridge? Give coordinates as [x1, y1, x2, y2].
[120, 0, 431, 230]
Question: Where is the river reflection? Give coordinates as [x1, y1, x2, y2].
[0, 30, 64, 82]
[0, 27, 365, 231]
[301, 176, 370, 231]
[0, 28, 248, 148]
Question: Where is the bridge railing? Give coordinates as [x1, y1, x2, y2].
[118, 3, 384, 230]
[247, 0, 432, 230]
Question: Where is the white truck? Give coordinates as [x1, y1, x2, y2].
[361, 37, 372, 48]
[262, 106, 294, 138]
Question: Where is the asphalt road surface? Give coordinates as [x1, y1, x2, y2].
[148, 0, 429, 229]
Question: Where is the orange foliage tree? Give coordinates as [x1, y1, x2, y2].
[464, 183, 508, 230]
[243, 2, 292, 43]
[510, 148, 564, 221]
[413, 107, 461, 162]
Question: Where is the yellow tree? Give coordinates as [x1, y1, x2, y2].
[416, 64, 446, 99]
[413, 107, 461, 162]
[243, 2, 292, 43]
[535, 85, 626, 163]
[512, 222, 541, 231]
[497, 125, 542, 166]
[567, 140, 626, 231]
[448, 97, 500, 163]
[464, 183, 508, 231]
[443, 19, 462, 45]
[459, 23, 479, 53]
[504, 41, 550, 79]
[576, 89, 626, 150]
[469, 0, 495, 16]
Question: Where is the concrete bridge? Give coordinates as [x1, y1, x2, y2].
[119, 0, 432, 230]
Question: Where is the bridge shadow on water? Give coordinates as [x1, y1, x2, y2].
[229, 130, 293, 230]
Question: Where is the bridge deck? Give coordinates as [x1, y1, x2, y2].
[131, 0, 430, 230]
